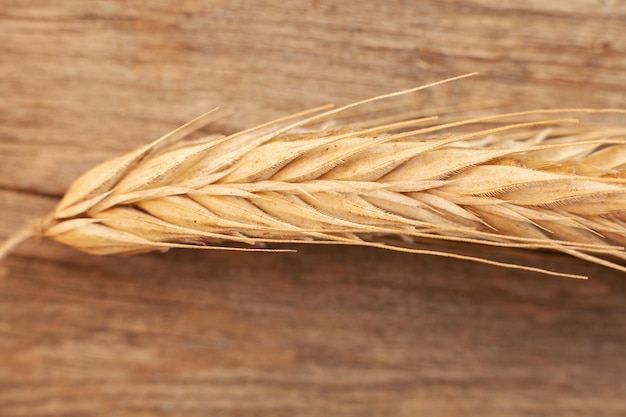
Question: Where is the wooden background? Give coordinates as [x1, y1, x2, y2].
[1, 1, 626, 416]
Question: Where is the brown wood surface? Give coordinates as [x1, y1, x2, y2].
[1, 1, 626, 416]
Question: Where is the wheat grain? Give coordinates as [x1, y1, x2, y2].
[2, 74, 626, 279]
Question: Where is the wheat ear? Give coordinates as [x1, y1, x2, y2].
[2, 74, 626, 279]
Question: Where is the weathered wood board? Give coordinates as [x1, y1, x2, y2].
[1, 1, 625, 416]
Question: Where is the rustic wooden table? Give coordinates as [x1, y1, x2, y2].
[1, 1, 625, 416]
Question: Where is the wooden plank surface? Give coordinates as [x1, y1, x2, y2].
[1, 1, 625, 416]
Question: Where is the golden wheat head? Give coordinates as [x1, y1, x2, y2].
[2, 74, 626, 279]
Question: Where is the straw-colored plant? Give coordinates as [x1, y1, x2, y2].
[2, 74, 625, 279]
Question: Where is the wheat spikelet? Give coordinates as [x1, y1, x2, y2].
[2, 74, 626, 279]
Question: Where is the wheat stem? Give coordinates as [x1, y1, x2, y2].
[0, 224, 38, 262]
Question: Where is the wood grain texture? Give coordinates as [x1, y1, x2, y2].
[1, 1, 625, 416]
